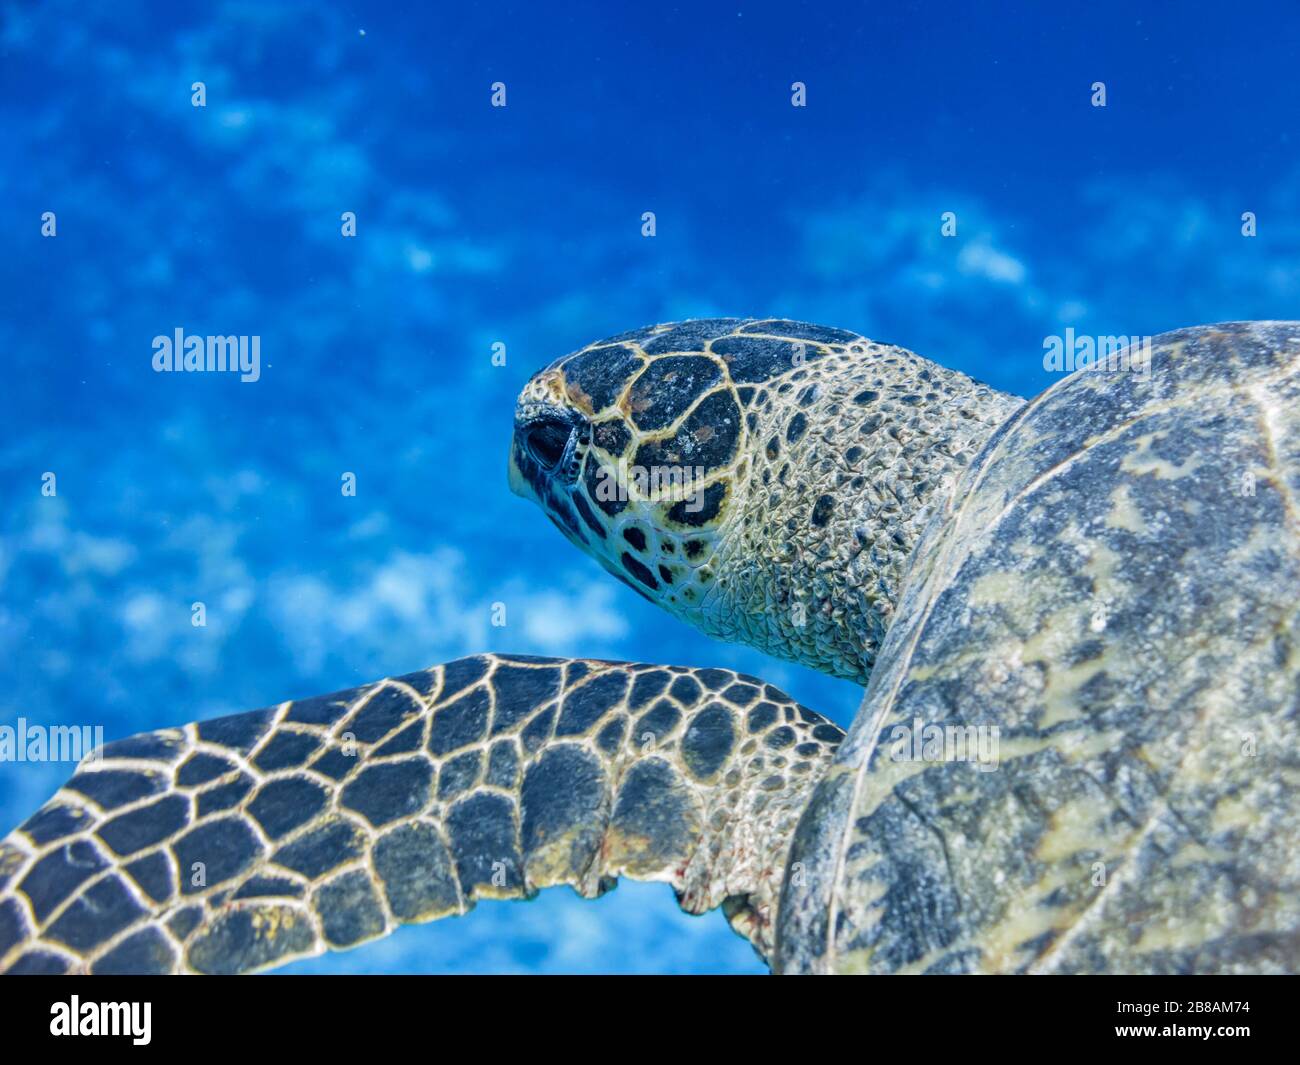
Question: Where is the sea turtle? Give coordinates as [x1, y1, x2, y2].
[2, 318, 1297, 975]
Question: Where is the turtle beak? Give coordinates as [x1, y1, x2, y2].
[507, 447, 531, 500]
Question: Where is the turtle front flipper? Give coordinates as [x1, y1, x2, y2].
[0, 654, 843, 974]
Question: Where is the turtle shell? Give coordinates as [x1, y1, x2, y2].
[777, 321, 1300, 974]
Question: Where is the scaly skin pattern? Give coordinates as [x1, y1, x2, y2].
[0, 655, 842, 973]
[10, 317, 1297, 975]
[510, 318, 1022, 684]
[778, 322, 1300, 974]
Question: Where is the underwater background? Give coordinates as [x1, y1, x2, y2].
[2, 1, 1298, 974]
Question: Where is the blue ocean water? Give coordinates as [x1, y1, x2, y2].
[1, 1, 1297, 974]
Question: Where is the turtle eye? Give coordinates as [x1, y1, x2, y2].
[524, 417, 574, 470]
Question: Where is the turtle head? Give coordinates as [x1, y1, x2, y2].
[508, 325, 743, 618]
[510, 318, 1020, 684]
